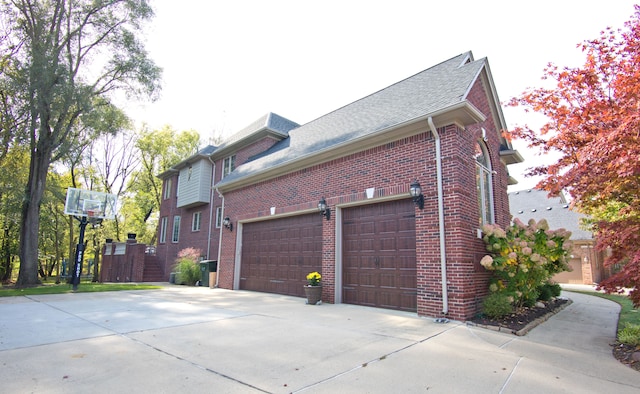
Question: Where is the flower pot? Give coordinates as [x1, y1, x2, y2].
[304, 285, 322, 305]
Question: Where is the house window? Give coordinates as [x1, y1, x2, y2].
[223, 155, 236, 178]
[216, 207, 222, 228]
[476, 140, 494, 226]
[192, 211, 202, 232]
[163, 179, 172, 200]
[172, 215, 181, 243]
[159, 217, 168, 243]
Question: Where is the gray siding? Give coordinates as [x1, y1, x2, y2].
[177, 159, 212, 208]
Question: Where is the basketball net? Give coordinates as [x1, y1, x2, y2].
[86, 210, 102, 226]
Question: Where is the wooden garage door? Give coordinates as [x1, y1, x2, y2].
[240, 213, 322, 297]
[343, 199, 417, 312]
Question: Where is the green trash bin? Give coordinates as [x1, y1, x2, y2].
[200, 260, 217, 287]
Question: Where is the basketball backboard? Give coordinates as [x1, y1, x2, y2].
[64, 188, 117, 220]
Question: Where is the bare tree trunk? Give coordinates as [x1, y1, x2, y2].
[17, 149, 50, 286]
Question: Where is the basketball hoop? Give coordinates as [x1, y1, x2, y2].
[86, 209, 102, 226]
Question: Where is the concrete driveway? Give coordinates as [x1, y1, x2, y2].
[0, 285, 638, 393]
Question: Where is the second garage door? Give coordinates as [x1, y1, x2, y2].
[240, 213, 322, 297]
[342, 199, 417, 312]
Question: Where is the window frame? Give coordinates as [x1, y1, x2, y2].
[172, 215, 181, 243]
[222, 155, 236, 178]
[215, 207, 223, 228]
[159, 216, 168, 243]
[192, 211, 202, 232]
[475, 140, 495, 227]
[163, 178, 172, 200]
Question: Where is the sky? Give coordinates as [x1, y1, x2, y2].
[126, 0, 639, 191]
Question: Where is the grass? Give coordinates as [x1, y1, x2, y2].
[0, 281, 162, 296]
[564, 288, 640, 345]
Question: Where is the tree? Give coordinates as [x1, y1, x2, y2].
[0, 0, 161, 286]
[129, 125, 200, 244]
[508, 5, 640, 305]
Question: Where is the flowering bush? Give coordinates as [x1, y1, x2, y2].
[480, 218, 572, 308]
[306, 271, 321, 286]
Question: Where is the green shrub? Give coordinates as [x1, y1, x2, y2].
[618, 323, 640, 346]
[175, 260, 200, 285]
[537, 284, 553, 301]
[482, 293, 513, 319]
[173, 247, 203, 286]
[549, 282, 562, 297]
[537, 282, 563, 301]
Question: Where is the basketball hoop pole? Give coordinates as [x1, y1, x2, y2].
[71, 216, 89, 291]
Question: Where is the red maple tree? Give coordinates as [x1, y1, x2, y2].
[508, 5, 640, 305]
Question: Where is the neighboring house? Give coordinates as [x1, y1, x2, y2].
[509, 188, 608, 285]
[156, 52, 523, 320]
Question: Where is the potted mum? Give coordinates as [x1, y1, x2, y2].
[304, 271, 322, 305]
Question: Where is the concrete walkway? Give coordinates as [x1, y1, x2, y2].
[0, 285, 638, 393]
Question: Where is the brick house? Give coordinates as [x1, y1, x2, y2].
[156, 52, 523, 320]
[509, 188, 609, 285]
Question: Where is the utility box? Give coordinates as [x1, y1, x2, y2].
[200, 260, 217, 287]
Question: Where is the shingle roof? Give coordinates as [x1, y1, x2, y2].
[508, 189, 593, 240]
[215, 112, 299, 153]
[217, 51, 488, 188]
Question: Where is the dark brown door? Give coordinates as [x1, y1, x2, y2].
[240, 213, 322, 297]
[343, 199, 417, 312]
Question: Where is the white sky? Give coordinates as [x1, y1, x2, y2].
[127, 0, 639, 191]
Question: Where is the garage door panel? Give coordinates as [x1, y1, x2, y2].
[240, 213, 322, 297]
[343, 199, 417, 312]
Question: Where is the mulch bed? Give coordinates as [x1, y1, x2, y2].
[468, 297, 571, 335]
[467, 297, 640, 372]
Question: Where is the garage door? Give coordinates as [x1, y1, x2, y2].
[552, 257, 583, 284]
[343, 199, 417, 312]
[240, 213, 322, 297]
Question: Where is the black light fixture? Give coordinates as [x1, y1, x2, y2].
[318, 197, 331, 220]
[409, 180, 424, 210]
[223, 216, 233, 232]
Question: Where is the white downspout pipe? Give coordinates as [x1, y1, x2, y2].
[428, 117, 448, 315]
[214, 192, 225, 288]
[206, 157, 216, 259]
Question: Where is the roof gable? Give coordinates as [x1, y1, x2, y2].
[213, 112, 299, 157]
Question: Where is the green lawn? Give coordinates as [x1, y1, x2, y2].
[0, 281, 162, 296]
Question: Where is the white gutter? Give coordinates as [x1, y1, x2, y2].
[428, 117, 448, 315]
[214, 191, 225, 288]
[206, 157, 216, 259]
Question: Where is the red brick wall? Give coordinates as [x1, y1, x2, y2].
[158, 76, 510, 320]
[215, 76, 509, 320]
[155, 171, 219, 278]
[155, 137, 283, 280]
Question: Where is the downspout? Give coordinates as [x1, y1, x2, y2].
[206, 157, 216, 259]
[214, 192, 225, 288]
[428, 117, 448, 315]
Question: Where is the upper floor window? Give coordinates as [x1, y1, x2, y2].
[476, 140, 494, 227]
[159, 216, 168, 243]
[163, 178, 172, 199]
[192, 211, 202, 232]
[223, 155, 236, 178]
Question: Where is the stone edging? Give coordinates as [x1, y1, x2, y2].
[466, 298, 573, 336]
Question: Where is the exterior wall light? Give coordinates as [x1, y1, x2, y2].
[410, 180, 424, 210]
[318, 197, 331, 220]
[223, 216, 233, 232]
